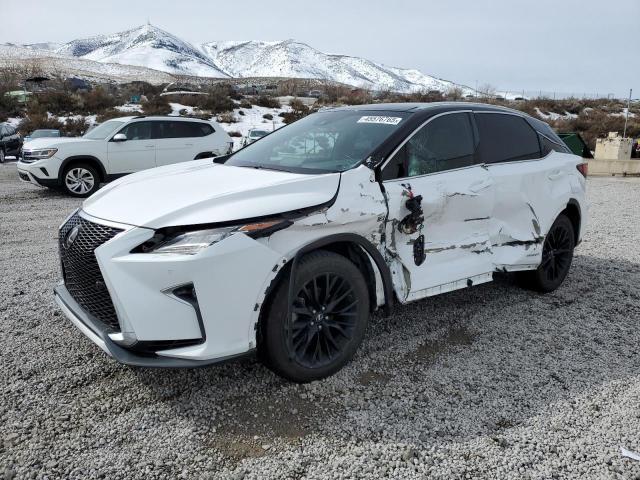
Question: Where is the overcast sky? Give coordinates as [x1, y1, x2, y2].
[2, 0, 637, 97]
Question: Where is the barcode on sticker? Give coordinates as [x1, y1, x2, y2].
[357, 116, 402, 125]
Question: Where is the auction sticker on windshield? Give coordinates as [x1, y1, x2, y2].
[357, 116, 403, 125]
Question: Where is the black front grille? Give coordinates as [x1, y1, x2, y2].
[59, 212, 123, 331]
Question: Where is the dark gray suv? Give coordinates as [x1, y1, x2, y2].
[0, 123, 22, 163]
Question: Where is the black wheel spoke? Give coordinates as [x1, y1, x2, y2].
[286, 271, 361, 368]
[540, 220, 573, 284]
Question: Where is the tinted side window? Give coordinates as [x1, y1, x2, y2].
[6, 126, 15, 135]
[0, 126, 6, 136]
[118, 121, 152, 140]
[153, 121, 211, 139]
[476, 113, 541, 163]
[383, 113, 475, 180]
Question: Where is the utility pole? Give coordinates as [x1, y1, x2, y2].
[623, 88, 632, 138]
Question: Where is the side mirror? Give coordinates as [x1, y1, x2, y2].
[112, 133, 127, 142]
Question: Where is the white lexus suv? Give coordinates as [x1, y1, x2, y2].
[17, 116, 233, 197]
[54, 103, 587, 382]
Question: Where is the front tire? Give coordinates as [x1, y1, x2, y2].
[519, 213, 575, 292]
[262, 250, 370, 382]
[62, 163, 100, 197]
[0, 148, 5, 163]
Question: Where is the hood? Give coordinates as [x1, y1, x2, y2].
[83, 159, 341, 229]
[23, 137, 95, 149]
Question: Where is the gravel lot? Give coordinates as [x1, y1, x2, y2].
[1, 162, 640, 480]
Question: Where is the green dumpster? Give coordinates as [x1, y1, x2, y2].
[558, 133, 593, 158]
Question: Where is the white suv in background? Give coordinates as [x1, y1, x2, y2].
[17, 116, 233, 197]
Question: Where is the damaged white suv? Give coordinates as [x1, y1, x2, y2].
[55, 103, 587, 382]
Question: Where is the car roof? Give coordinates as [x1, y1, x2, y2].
[108, 116, 213, 123]
[326, 101, 525, 115]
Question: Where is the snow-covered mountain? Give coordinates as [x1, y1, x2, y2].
[4, 24, 473, 94]
[55, 24, 229, 78]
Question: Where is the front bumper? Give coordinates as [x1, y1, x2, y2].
[17, 159, 60, 188]
[54, 283, 252, 367]
[55, 209, 283, 366]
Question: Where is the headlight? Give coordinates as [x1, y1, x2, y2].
[26, 148, 58, 159]
[139, 219, 292, 255]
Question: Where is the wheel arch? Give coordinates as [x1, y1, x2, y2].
[60, 156, 107, 183]
[258, 234, 394, 332]
[255, 233, 394, 357]
[562, 199, 581, 244]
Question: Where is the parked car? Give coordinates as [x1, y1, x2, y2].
[17, 116, 233, 196]
[241, 128, 270, 147]
[24, 129, 61, 142]
[0, 123, 23, 163]
[54, 103, 587, 382]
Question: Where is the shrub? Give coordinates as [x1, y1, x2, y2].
[61, 117, 89, 137]
[217, 112, 237, 123]
[256, 95, 280, 108]
[227, 131, 242, 137]
[193, 85, 236, 114]
[262, 113, 273, 120]
[0, 90, 21, 121]
[282, 98, 310, 124]
[79, 87, 117, 114]
[239, 99, 252, 109]
[142, 95, 172, 115]
[96, 108, 125, 123]
[238, 110, 245, 116]
[33, 91, 79, 116]
[17, 114, 63, 136]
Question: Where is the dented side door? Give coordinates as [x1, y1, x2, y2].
[380, 111, 496, 303]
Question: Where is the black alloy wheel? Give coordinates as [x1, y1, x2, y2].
[290, 272, 359, 368]
[519, 213, 575, 292]
[262, 250, 370, 382]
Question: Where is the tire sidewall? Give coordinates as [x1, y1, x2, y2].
[0, 148, 5, 163]
[263, 251, 370, 382]
[535, 214, 575, 292]
[62, 164, 100, 197]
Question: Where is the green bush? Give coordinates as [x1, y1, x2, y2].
[262, 113, 273, 120]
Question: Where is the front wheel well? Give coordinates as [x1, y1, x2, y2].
[60, 157, 106, 182]
[256, 240, 389, 354]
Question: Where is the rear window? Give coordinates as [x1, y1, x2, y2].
[475, 113, 541, 163]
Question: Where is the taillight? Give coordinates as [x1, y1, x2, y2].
[576, 163, 588, 178]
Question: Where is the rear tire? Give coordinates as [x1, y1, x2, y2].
[62, 163, 100, 197]
[518, 213, 575, 292]
[262, 250, 370, 382]
[0, 148, 5, 163]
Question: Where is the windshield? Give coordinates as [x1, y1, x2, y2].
[83, 120, 125, 140]
[226, 110, 409, 173]
[31, 130, 59, 138]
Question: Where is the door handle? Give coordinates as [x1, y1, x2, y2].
[145, 145, 154, 149]
[548, 170, 564, 180]
[184, 143, 193, 146]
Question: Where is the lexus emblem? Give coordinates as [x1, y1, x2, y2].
[65, 225, 80, 249]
